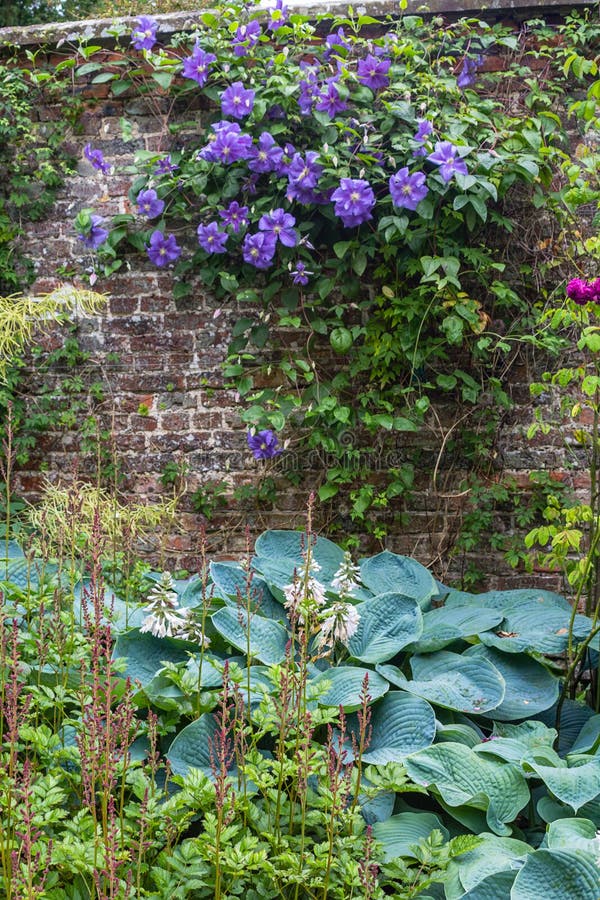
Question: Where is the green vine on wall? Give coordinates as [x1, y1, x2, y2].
[9, 5, 600, 574]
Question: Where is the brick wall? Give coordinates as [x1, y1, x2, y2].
[1, 3, 594, 588]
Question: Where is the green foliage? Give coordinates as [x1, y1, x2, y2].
[2, 514, 600, 896]
[65, 4, 599, 557]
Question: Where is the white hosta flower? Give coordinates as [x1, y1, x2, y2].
[283, 575, 327, 624]
[317, 601, 360, 648]
[145, 571, 179, 611]
[140, 606, 191, 639]
[331, 552, 361, 599]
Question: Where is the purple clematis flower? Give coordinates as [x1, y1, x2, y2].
[131, 16, 158, 51]
[182, 44, 217, 86]
[389, 168, 428, 211]
[287, 151, 322, 191]
[457, 55, 484, 89]
[259, 209, 297, 247]
[136, 188, 165, 219]
[154, 155, 178, 175]
[242, 232, 277, 269]
[298, 72, 319, 116]
[324, 27, 350, 59]
[414, 119, 434, 143]
[84, 144, 111, 175]
[247, 429, 282, 459]
[232, 20, 261, 57]
[146, 230, 181, 267]
[197, 221, 228, 254]
[77, 214, 109, 249]
[357, 54, 391, 91]
[315, 78, 348, 118]
[219, 201, 249, 233]
[198, 121, 253, 164]
[249, 132, 284, 174]
[331, 178, 375, 228]
[290, 260, 312, 285]
[267, 0, 288, 31]
[427, 141, 469, 182]
[221, 82, 255, 120]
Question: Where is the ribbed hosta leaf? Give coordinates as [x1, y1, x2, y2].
[444, 833, 532, 900]
[211, 607, 288, 665]
[379, 651, 505, 714]
[310, 666, 388, 711]
[523, 758, 600, 813]
[167, 714, 218, 777]
[73, 579, 145, 631]
[347, 592, 422, 663]
[359, 551, 436, 608]
[511, 849, 600, 900]
[343, 692, 435, 763]
[479, 603, 592, 655]
[254, 529, 345, 580]
[536, 699, 596, 757]
[210, 562, 285, 619]
[371, 812, 448, 862]
[474, 721, 557, 764]
[546, 817, 600, 853]
[112, 629, 195, 687]
[407, 605, 503, 653]
[445, 589, 570, 612]
[569, 713, 600, 755]
[459, 870, 516, 899]
[465, 645, 559, 720]
[404, 742, 529, 835]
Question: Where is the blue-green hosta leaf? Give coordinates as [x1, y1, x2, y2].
[404, 743, 529, 835]
[0, 539, 24, 559]
[358, 780, 395, 825]
[444, 833, 532, 900]
[546, 817, 600, 854]
[184, 654, 225, 689]
[372, 812, 448, 862]
[254, 529, 345, 580]
[347, 592, 423, 663]
[445, 589, 570, 613]
[537, 794, 600, 827]
[479, 603, 592, 655]
[343, 692, 436, 763]
[523, 757, 600, 812]
[359, 551, 436, 608]
[536, 699, 596, 757]
[167, 714, 219, 777]
[407, 605, 503, 653]
[112, 629, 195, 687]
[210, 562, 285, 620]
[464, 645, 559, 720]
[310, 666, 388, 711]
[459, 870, 516, 899]
[73, 579, 145, 631]
[378, 651, 505, 714]
[1, 557, 59, 589]
[569, 714, 600, 756]
[436, 722, 482, 748]
[511, 849, 600, 900]
[210, 607, 288, 665]
[474, 721, 558, 764]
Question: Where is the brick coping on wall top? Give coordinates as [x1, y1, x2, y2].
[0, 0, 596, 49]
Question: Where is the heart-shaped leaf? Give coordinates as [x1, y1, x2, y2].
[343, 692, 435, 763]
[347, 592, 423, 663]
[310, 666, 389, 711]
[407, 605, 503, 653]
[112, 629, 195, 688]
[404, 742, 529, 835]
[379, 651, 505, 714]
[511, 849, 600, 900]
[372, 812, 448, 862]
[523, 757, 600, 813]
[211, 607, 288, 665]
[359, 551, 436, 608]
[465, 645, 559, 720]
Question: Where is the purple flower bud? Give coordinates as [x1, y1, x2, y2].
[84, 144, 111, 175]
